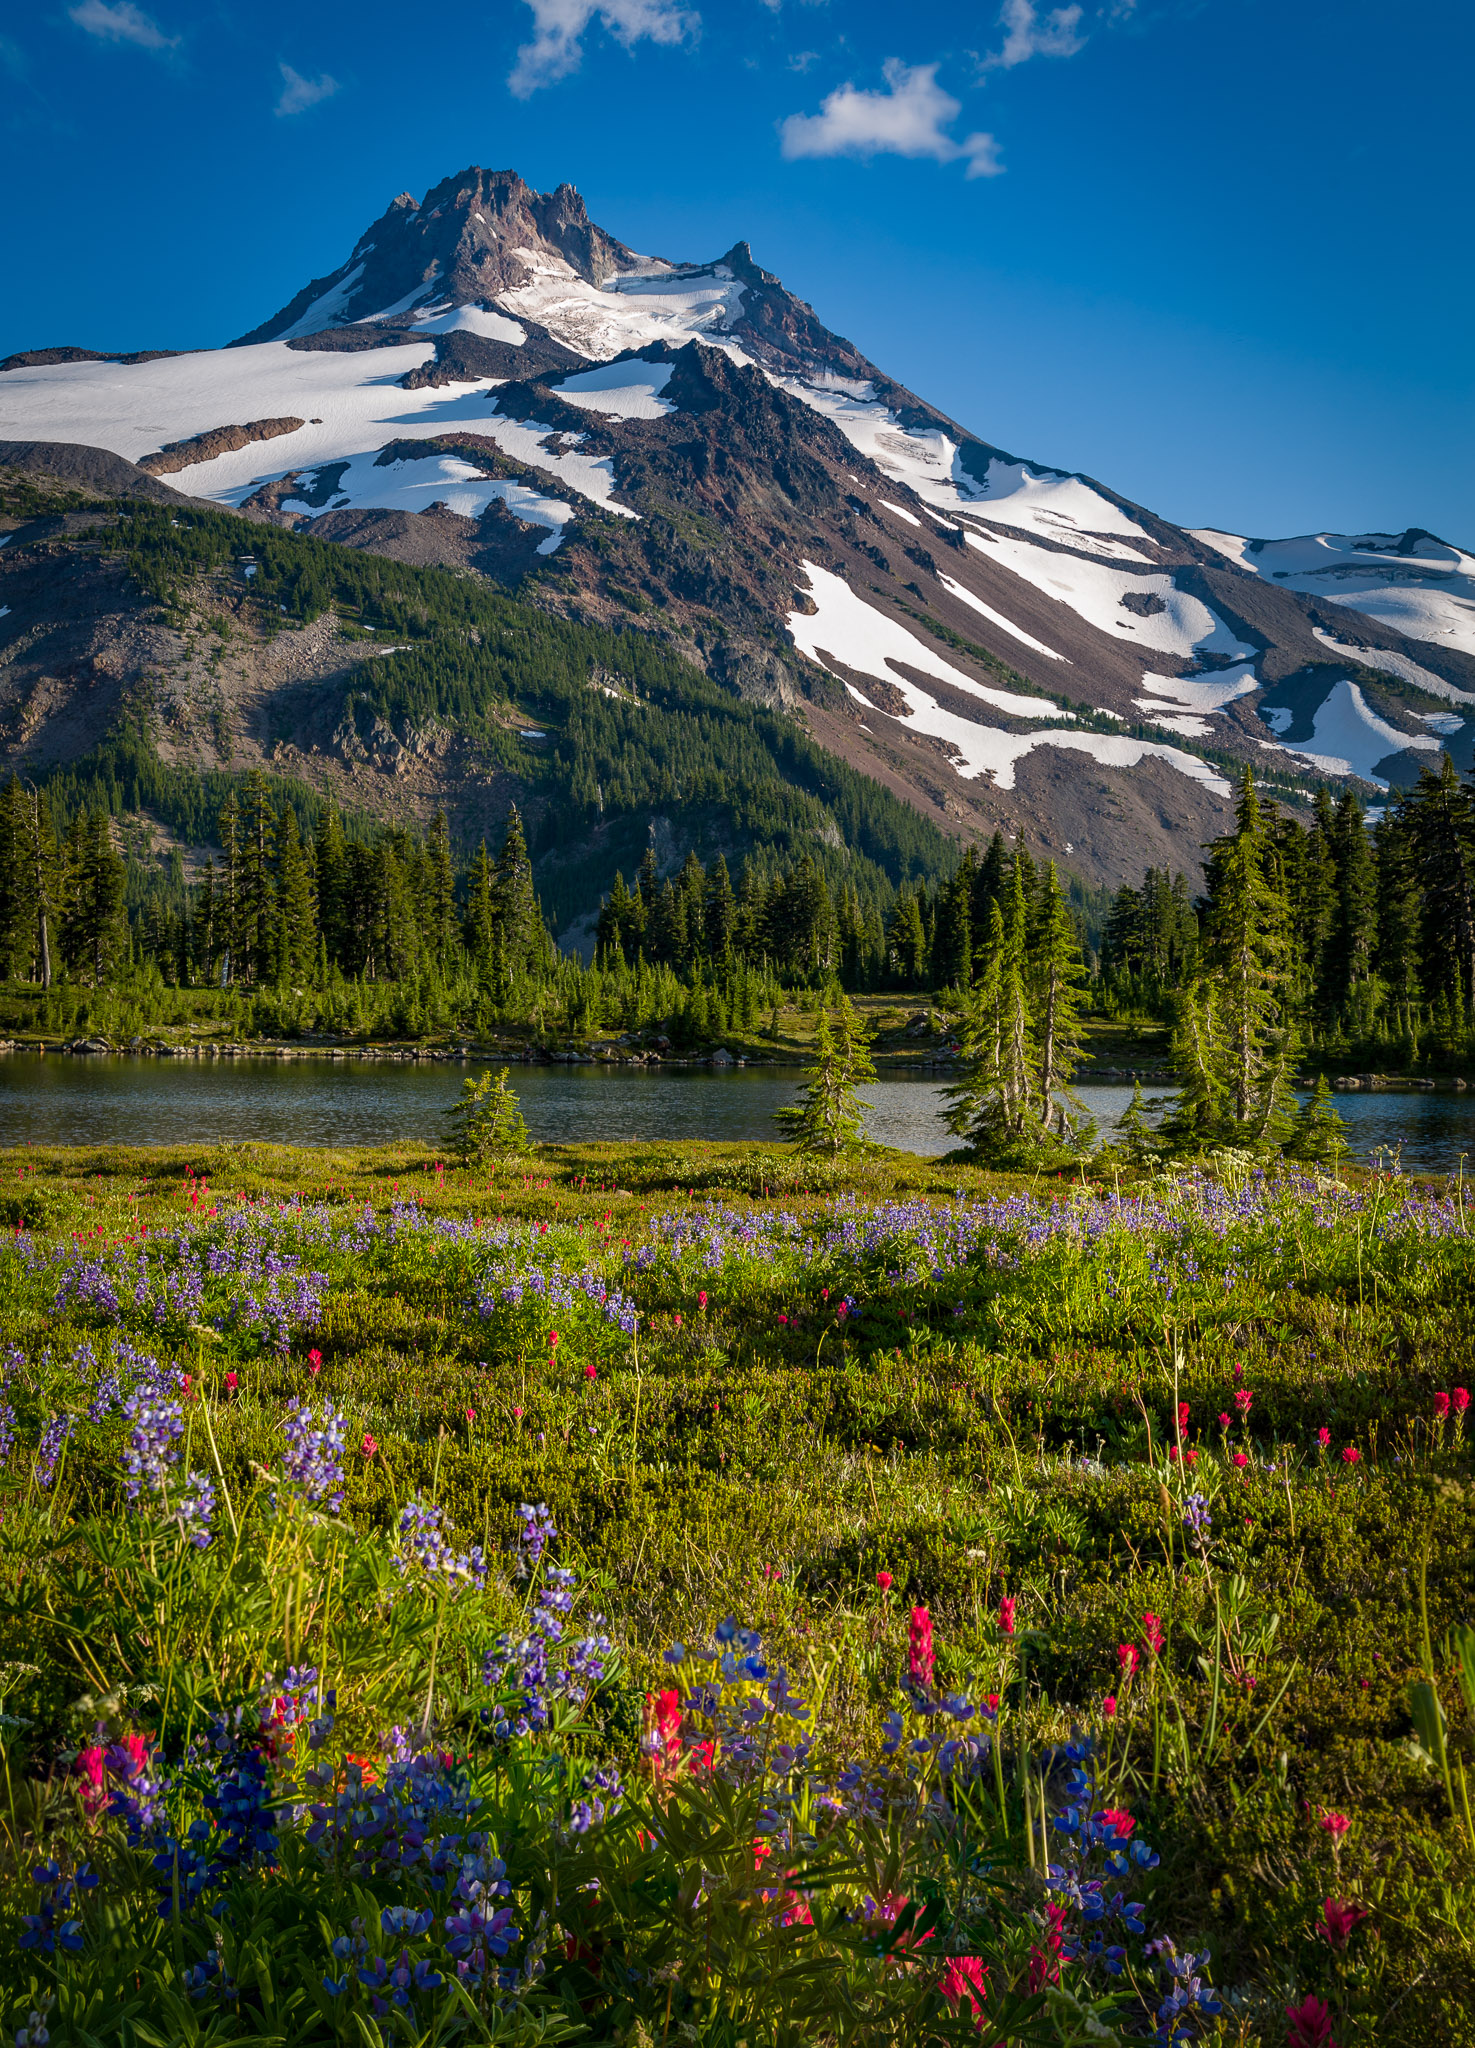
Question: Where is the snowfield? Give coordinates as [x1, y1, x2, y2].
[1311, 627, 1475, 706]
[1263, 678, 1440, 787]
[962, 525, 1257, 662]
[1134, 662, 1262, 738]
[496, 252, 747, 361]
[937, 572, 1068, 660]
[0, 338, 636, 527]
[786, 562, 1071, 721]
[789, 564, 1228, 797]
[549, 357, 676, 420]
[1193, 529, 1475, 658]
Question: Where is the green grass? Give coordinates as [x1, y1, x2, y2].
[0, 1141, 1471, 2043]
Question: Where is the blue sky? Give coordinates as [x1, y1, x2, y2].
[2, 0, 1471, 542]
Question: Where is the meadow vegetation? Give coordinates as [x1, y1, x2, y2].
[0, 1136, 1471, 2045]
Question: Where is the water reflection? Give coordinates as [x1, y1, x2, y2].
[0, 1054, 1468, 1172]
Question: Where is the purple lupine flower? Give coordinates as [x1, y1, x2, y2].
[280, 1404, 347, 1512]
[169, 1471, 216, 1548]
[121, 1392, 184, 1500]
[397, 1497, 487, 1592]
[516, 1502, 557, 1573]
[36, 1413, 73, 1489]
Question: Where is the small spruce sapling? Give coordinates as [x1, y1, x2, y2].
[775, 998, 876, 1155]
[1285, 1074, 1348, 1169]
[446, 1068, 531, 1165]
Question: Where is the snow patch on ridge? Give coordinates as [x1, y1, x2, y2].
[410, 304, 528, 344]
[1263, 678, 1440, 788]
[1311, 627, 1475, 706]
[1194, 528, 1475, 658]
[550, 358, 676, 419]
[278, 451, 572, 542]
[938, 572, 1068, 660]
[790, 562, 1228, 797]
[965, 526, 1257, 662]
[787, 561, 1070, 719]
[1134, 663, 1261, 737]
[495, 251, 747, 362]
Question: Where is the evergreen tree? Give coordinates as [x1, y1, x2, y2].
[1114, 1080, 1162, 1168]
[464, 841, 496, 971]
[425, 810, 457, 973]
[314, 805, 349, 968]
[239, 770, 276, 984]
[886, 889, 927, 987]
[1197, 768, 1297, 1144]
[942, 869, 1040, 1159]
[775, 998, 876, 1153]
[1285, 1075, 1349, 1169]
[275, 802, 316, 983]
[1324, 790, 1377, 1023]
[492, 807, 539, 981]
[704, 853, 737, 964]
[217, 791, 242, 985]
[1029, 860, 1089, 1137]
[65, 812, 126, 987]
[445, 1068, 532, 1164]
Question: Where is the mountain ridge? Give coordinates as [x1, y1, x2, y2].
[1, 164, 1471, 912]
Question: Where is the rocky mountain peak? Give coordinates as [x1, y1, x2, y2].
[233, 167, 660, 348]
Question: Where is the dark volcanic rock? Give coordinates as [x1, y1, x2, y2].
[139, 418, 307, 475]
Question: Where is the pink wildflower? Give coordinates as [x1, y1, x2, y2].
[1118, 1643, 1139, 1679]
[1319, 1899, 1368, 1951]
[361, 1432, 378, 1459]
[1285, 1994, 1338, 2048]
[908, 1605, 935, 1687]
[1142, 1612, 1165, 1656]
[224, 1371, 238, 1395]
[1434, 1391, 1451, 1421]
[1234, 1387, 1253, 1418]
[1316, 1427, 1331, 1449]
[998, 1595, 1016, 1637]
[1341, 1446, 1360, 1465]
[697, 1292, 708, 1309]
[1218, 1411, 1231, 1428]
[1102, 1694, 1118, 1719]
[1234, 1450, 1250, 1468]
[1318, 1811, 1351, 1839]
[1454, 1388, 1470, 1413]
[876, 1570, 893, 1591]
[584, 1361, 597, 1381]
[939, 1955, 990, 2027]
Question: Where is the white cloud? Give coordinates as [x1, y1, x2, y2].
[979, 0, 1085, 71]
[780, 59, 1002, 179]
[508, 0, 698, 97]
[275, 63, 339, 116]
[69, 0, 177, 49]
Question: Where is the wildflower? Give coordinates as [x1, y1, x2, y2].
[939, 1955, 989, 2026]
[876, 1570, 893, 1591]
[1454, 1388, 1470, 1414]
[225, 1372, 238, 1395]
[1182, 1494, 1212, 1545]
[1096, 1806, 1135, 1837]
[308, 1348, 322, 1368]
[643, 1688, 682, 1773]
[361, 1433, 378, 1459]
[1234, 1388, 1253, 1418]
[549, 1331, 558, 1349]
[122, 1393, 182, 1500]
[908, 1606, 935, 1687]
[1234, 1451, 1250, 1469]
[1218, 1411, 1230, 1428]
[583, 1362, 597, 1382]
[1118, 1643, 1139, 1679]
[1177, 1400, 1190, 1434]
[465, 1407, 475, 1424]
[280, 1405, 347, 1512]
[672, 1313, 682, 1329]
[1341, 1446, 1360, 1465]
[1142, 1612, 1165, 1656]
[1318, 1812, 1351, 1839]
[1102, 1694, 1118, 1718]
[1285, 1993, 1337, 2048]
[1316, 1427, 1331, 1449]
[998, 1594, 1016, 1637]
[1434, 1392, 1451, 1421]
[1319, 1899, 1368, 1950]
[1028, 1903, 1066, 1991]
[698, 1292, 707, 1308]
[512, 1406, 523, 1419]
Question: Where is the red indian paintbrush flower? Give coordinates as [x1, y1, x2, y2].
[908, 1606, 935, 1686]
[998, 1595, 1016, 1637]
[1319, 1898, 1368, 1950]
[1142, 1612, 1165, 1656]
[1285, 1993, 1337, 2048]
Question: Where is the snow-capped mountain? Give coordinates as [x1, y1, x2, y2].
[2, 165, 1470, 885]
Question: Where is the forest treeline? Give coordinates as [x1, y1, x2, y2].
[1100, 757, 1475, 1061]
